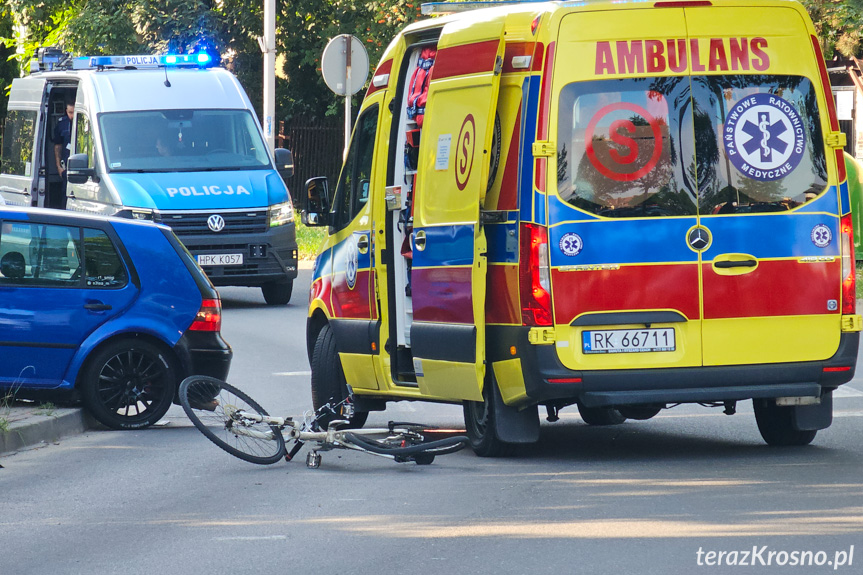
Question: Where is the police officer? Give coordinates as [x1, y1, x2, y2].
[53, 102, 74, 209]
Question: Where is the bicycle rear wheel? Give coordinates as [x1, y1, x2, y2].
[343, 431, 469, 463]
[179, 376, 286, 465]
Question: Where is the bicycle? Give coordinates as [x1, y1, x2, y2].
[178, 376, 469, 468]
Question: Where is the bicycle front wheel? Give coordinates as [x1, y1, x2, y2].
[179, 376, 286, 465]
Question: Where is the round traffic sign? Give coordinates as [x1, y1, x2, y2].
[321, 35, 370, 96]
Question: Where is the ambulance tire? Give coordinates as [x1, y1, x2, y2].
[753, 399, 817, 447]
[577, 403, 626, 426]
[463, 384, 513, 458]
[310, 324, 369, 429]
[261, 279, 293, 305]
[617, 405, 662, 421]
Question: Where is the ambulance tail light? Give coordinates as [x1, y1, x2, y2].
[841, 213, 855, 315]
[189, 298, 222, 332]
[520, 223, 552, 326]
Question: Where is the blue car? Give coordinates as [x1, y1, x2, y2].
[0, 207, 232, 429]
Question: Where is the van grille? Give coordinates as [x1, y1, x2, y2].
[161, 210, 268, 236]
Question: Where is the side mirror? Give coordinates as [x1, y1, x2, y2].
[274, 148, 294, 179]
[302, 176, 329, 227]
[66, 153, 96, 184]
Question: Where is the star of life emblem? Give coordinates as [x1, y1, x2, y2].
[811, 224, 832, 248]
[345, 236, 359, 289]
[560, 233, 583, 257]
[723, 93, 806, 182]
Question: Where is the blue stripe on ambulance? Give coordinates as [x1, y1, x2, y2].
[411, 225, 475, 268]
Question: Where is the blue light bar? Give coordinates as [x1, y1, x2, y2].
[87, 53, 215, 69]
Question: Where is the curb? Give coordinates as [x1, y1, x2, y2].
[0, 407, 94, 456]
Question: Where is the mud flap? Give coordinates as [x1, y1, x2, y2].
[792, 391, 833, 431]
[492, 377, 540, 443]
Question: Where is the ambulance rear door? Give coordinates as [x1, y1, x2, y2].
[549, 7, 704, 371]
[686, 4, 843, 366]
[409, 16, 506, 401]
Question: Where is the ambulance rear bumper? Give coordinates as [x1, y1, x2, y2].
[490, 327, 859, 408]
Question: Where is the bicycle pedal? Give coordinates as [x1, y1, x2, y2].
[306, 451, 322, 469]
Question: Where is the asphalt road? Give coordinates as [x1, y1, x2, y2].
[2, 269, 862, 575]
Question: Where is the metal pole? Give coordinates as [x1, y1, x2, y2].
[344, 35, 352, 160]
[263, 0, 276, 152]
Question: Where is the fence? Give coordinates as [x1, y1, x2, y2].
[277, 118, 344, 204]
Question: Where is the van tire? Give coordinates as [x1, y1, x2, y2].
[577, 403, 626, 425]
[311, 323, 368, 429]
[80, 338, 176, 430]
[262, 279, 292, 305]
[753, 399, 818, 446]
[617, 405, 662, 420]
[463, 384, 513, 457]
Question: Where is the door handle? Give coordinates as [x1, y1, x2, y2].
[711, 254, 758, 275]
[357, 234, 369, 254]
[413, 230, 426, 251]
[84, 302, 112, 311]
[714, 260, 756, 268]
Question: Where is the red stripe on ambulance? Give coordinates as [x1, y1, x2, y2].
[412, 267, 474, 324]
[331, 270, 373, 319]
[486, 265, 520, 325]
[431, 40, 500, 81]
[702, 259, 840, 319]
[551, 264, 700, 324]
[595, 38, 769, 76]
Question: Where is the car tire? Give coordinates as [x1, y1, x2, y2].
[463, 382, 513, 457]
[80, 338, 176, 430]
[753, 399, 817, 446]
[261, 279, 293, 305]
[310, 324, 368, 429]
[577, 403, 627, 425]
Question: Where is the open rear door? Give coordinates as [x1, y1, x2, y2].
[409, 17, 505, 402]
[0, 77, 47, 207]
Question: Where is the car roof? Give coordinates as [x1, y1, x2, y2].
[0, 206, 169, 232]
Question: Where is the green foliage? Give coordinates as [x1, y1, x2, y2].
[295, 215, 327, 260]
[801, 0, 863, 58]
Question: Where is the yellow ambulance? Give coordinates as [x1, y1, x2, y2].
[302, 0, 861, 455]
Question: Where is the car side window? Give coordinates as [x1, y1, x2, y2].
[76, 113, 95, 167]
[331, 105, 379, 231]
[83, 228, 127, 288]
[1, 110, 37, 176]
[0, 222, 81, 286]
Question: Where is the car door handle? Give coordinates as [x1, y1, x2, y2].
[714, 260, 757, 268]
[357, 234, 369, 254]
[84, 302, 112, 311]
[413, 230, 426, 251]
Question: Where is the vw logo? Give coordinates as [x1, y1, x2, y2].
[687, 226, 711, 251]
[207, 214, 225, 232]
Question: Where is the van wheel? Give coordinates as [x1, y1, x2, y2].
[463, 384, 513, 457]
[577, 403, 626, 425]
[80, 339, 176, 430]
[753, 399, 817, 446]
[262, 279, 292, 305]
[310, 324, 368, 429]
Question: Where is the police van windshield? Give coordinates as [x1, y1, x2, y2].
[98, 109, 272, 173]
[556, 75, 827, 217]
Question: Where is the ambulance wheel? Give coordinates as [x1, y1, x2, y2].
[463, 384, 513, 457]
[261, 279, 292, 305]
[310, 323, 368, 429]
[577, 403, 626, 426]
[753, 399, 817, 446]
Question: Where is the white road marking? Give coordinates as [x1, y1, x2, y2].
[834, 410, 863, 417]
[213, 535, 287, 541]
[273, 371, 312, 376]
[834, 385, 863, 398]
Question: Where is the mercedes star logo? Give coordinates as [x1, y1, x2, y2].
[207, 214, 225, 232]
[687, 227, 710, 251]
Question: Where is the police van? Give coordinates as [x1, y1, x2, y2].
[0, 49, 298, 304]
[302, 0, 862, 454]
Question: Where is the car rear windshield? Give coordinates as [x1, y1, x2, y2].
[556, 75, 827, 218]
[99, 109, 272, 173]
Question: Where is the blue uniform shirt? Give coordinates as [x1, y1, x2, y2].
[53, 115, 72, 165]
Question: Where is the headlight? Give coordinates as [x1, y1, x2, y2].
[268, 200, 294, 227]
[115, 208, 160, 222]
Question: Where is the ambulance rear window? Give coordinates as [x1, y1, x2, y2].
[556, 75, 828, 218]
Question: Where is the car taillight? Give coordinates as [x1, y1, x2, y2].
[841, 213, 855, 315]
[519, 223, 552, 326]
[189, 298, 222, 332]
